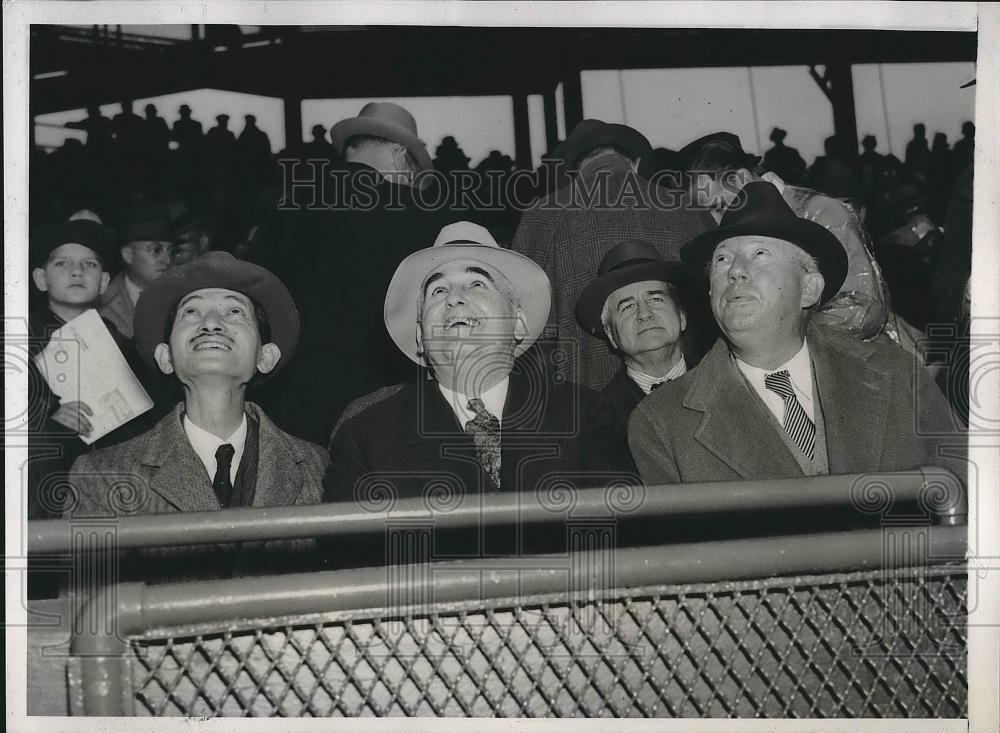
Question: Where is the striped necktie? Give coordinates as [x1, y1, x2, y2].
[764, 370, 815, 460]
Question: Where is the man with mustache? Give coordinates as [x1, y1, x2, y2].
[69, 252, 327, 522]
[628, 182, 965, 487]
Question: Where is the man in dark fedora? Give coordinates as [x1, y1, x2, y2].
[576, 240, 690, 472]
[511, 119, 712, 391]
[100, 203, 175, 339]
[69, 251, 327, 521]
[679, 130, 914, 350]
[629, 182, 965, 487]
[261, 101, 443, 445]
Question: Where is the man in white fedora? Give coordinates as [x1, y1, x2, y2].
[323, 221, 610, 564]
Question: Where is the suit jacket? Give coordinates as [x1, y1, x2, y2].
[587, 367, 647, 475]
[323, 365, 625, 566]
[628, 325, 967, 488]
[67, 402, 328, 581]
[511, 155, 714, 390]
[98, 272, 135, 339]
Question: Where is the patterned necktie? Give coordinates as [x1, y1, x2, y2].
[213, 443, 236, 507]
[764, 370, 816, 460]
[465, 398, 501, 489]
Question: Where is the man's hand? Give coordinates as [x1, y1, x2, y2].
[52, 401, 94, 438]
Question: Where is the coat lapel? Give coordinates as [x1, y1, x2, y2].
[683, 340, 803, 479]
[808, 326, 890, 473]
[141, 404, 221, 512]
[248, 403, 310, 507]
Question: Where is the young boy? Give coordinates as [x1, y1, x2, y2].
[28, 219, 160, 518]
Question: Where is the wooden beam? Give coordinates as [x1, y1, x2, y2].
[284, 96, 303, 150]
[542, 85, 559, 155]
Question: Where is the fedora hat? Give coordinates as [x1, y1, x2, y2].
[575, 240, 686, 337]
[680, 181, 848, 305]
[119, 203, 176, 244]
[330, 102, 433, 174]
[553, 119, 654, 177]
[679, 131, 760, 172]
[384, 221, 551, 366]
[133, 251, 299, 376]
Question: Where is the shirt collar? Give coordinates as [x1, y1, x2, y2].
[735, 339, 813, 404]
[627, 357, 687, 395]
[123, 274, 144, 305]
[437, 376, 510, 429]
[182, 412, 248, 484]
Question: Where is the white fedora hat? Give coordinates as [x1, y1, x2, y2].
[384, 221, 551, 365]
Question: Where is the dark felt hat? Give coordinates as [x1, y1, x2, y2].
[679, 131, 760, 172]
[553, 119, 654, 177]
[680, 181, 848, 305]
[119, 203, 175, 244]
[329, 102, 433, 174]
[576, 239, 686, 336]
[133, 251, 299, 375]
[31, 219, 115, 269]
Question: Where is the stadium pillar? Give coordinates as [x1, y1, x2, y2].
[512, 92, 532, 170]
[283, 95, 303, 150]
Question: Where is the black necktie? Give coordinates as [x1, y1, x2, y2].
[213, 443, 236, 507]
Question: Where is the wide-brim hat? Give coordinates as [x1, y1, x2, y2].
[31, 219, 115, 269]
[680, 181, 848, 305]
[330, 101, 433, 175]
[576, 239, 687, 337]
[553, 119, 654, 178]
[679, 131, 761, 172]
[133, 251, 299, 376]
[384, 221, 551, 365]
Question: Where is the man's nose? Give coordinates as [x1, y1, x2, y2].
[728, 255, 750, 281]
[445, 288, 466, 307]
[198, 311, 224, 331]
[636, 300, 653, 320]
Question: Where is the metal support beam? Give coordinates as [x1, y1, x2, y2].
[283, 95, 303, 150]
[512, 93, 532, 170]
[808, 63, 859, 155]
[542, 85, 559, 154]
[563, 70, 584, 134]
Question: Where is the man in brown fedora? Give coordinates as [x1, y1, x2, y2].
[576, 239, 690, 472]
[628, 182, 965, 487]
[511, 119, 712, 391]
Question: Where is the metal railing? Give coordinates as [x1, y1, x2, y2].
[26, 467, 970, 717]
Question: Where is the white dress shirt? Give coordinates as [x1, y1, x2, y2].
[735, 340, 815, 424]
[183, 413, 248, 484]
[437, 377, 510, 429]
[627, 357, 687, 395]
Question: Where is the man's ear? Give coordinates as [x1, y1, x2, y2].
[120, 245, 134, 266]
[98, 271, 111, 296]
[513, 307, 527, 343]
[31, 267, 49, 293]
[679, 309, 688, 333]
[256, 343, 281, 375]
[153, 343, 174, 375]
[801, 271, 825, 309]
[603, 324, 618, 351]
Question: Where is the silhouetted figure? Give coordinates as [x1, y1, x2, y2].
[171, 104, 203, 153]
[859, 134, 884, 171]
[808, 135, 859, 199]
[113, 99, 143, 152]
[238, 115, 271, 160]
[762, 127, 806, 185]
[929, 132, 953, 221]
[905, 123, 929, 169]
[952, 121, 975, 171]
[142, 104, 170, 154]
[66, 105, 113, 151]
[651, 148, 685, 184]
[433, 135, 471, 173]
[303, 124, 334, 158]
[475, 150, 514, 175]
[206, 114, 238, 167]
